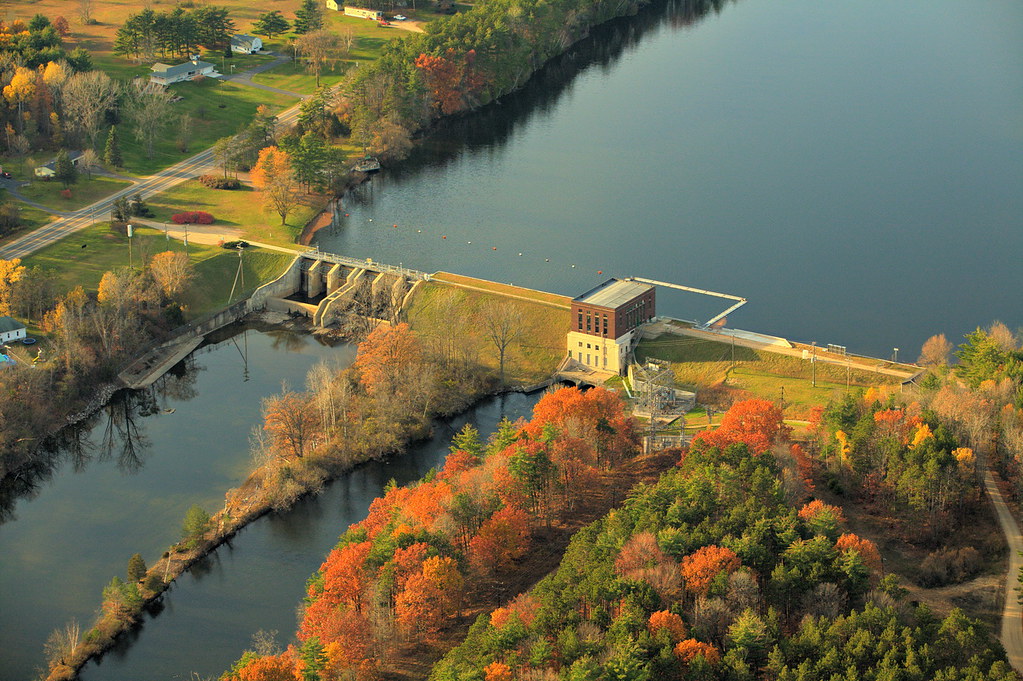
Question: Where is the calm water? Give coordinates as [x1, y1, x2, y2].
[76, 392, 536, 681]
[316, 0, 1023, 358]
[0, 328, 353, 681]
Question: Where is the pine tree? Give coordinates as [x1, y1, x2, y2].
[104, 126, 123, 168]
[293, 0, 323, 34]
[54, 150, 78, 188]
[127, 553, 147, 582]
[253, 10, 290, 39]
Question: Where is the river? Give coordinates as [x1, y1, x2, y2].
[315, 0, 1023, 359]
[0, 327, 353, 680]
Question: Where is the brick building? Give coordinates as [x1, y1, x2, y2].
[566, 278, 655, 374]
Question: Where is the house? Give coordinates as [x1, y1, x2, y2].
[566, 278, 656, 375]
[339, 5, 384, 20]
[0, 316, 26, 344]
[231, 34, 263, 54]
[150, 59, 218, 86]
[34, 150, 84, 178]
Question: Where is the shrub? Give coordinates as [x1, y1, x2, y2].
[198, 174, 241, 190]
[60, 189, 72, 199]
[917, 547, 982, 586]
[171, 211, 215, 225]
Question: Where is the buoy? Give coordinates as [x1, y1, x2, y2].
[467, 241, 472, 244]
[345, 213, 349, 217]
[492, 247, 497, 250]
[518, 252, 523, 256]
[442, 235, 447, 239]
[545, 258, 550, 262]
[393, 224, 398, 228]
[368, 218, 373, 222]
[417, 229, 422, 233]
[598, 270, 603, 274]
[571, 264, 576, 268]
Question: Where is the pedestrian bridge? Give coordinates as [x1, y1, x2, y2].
[249, 248, 430, 328]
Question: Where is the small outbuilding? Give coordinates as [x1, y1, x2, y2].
[150, 59, 218, 86]
[0, 316, 27, 343]
[231, 34, 263, 54]
[338, 5, 384, 20]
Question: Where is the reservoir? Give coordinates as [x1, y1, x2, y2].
[315, 0, 1023, 359]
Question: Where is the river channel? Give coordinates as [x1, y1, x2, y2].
[0, 328, 354, 680]
[315, 0, 1023, 359]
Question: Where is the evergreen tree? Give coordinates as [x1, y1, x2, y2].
[104, 126, 123, 167]
[127, 553, 147, 582]
[293, 0, 323, 34]
[253, 10, 290, 39]
[53, 150, 78, 188]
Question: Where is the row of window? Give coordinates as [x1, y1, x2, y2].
[568, 349, 608, 368]
[577, 309, 610, 335]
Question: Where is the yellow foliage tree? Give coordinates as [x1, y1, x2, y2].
[909, 423, 933, 450]
[0, 257, 25, 316]
[251, 146, 300, 226]
[3, 67, 36, 117]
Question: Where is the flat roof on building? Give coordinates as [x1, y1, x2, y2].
[573, 278, 652, 309]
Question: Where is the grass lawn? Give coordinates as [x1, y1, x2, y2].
[20, 222, 295, 319]
[145, 179, 328, 247]
[406, 281, 570, 386]
[636, 333, 901, 416]
[0, 190, 55, 247]
[17, 176, 133, 212]
[253, 59, 350, 95]
[432, 272, 572, 308]
[114, 79, 299, 176]
[322, 14, 407, 62]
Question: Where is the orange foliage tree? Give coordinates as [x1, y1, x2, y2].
[414, 48, 485, 115]
[797, 500, 845, 539]
[395, 555, 464, 637]
[262, 388, 318, 459]
[483, 661, 514, 681]
[680, 545, 740, 596]
[674, 639, 721, 666]
[353, 322, 421, 395]
[835, 532, 882, 576]
[692, 398, 786, 454]
[648, 610, 687, 643]
[233, 653, 297, 681]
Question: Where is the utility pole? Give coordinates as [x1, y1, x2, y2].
[893, 347, 899, 363]
[811, 341, 817, 388]
[127, 223, 133, 269]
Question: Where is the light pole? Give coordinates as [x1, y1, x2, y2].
[127, 223, 133, 268]
[811, 341, 817, 388]
[893, 347, 899, 363]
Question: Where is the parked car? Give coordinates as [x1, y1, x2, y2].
[393, 14, 407, 20]
[0, 172, 12, 179]
[378, 19, 391, 26]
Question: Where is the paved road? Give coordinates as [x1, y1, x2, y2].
[0, 102, 304, 261]
[979, 454, 1023, 674]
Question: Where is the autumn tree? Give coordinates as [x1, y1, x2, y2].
[395, 555, 464, 637]
[149, 251, 193, 299]
[797, 500, 845, 540]
[692, 398, 786, 454]
[919, 333, 953, 367]
[0, 258, 26, 316]
[370, 117, 414, 162]
[263, 386, 318, 459]
[467, 505, 530, 573]
[680, 545, 741, 596]
[353, 322, 421, 394]
[251, 146, 300, 226]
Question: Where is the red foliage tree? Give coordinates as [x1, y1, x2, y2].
[234, 653, 297, 681]
[468, 505, 530, 573]
[414, 48, 485, 115]
[680, 545, 740, 596]
[316, 540, 373, 611]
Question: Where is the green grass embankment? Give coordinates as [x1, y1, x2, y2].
[636, 333, 901, 415]
[405, 278, 570, 386]
[18, 176, 133, 212]
[21, 223, 294, 319]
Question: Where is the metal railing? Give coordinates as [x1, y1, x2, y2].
[301, 247, 431, 281]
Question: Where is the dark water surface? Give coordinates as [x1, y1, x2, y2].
[0, 329, 352, 680]
[315, 0, 1023, 358]
[76, 392, 536, 681]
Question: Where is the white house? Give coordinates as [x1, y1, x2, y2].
[0, 316, 26, 343]
[34, 150, 84, 178]
[150, 59, 218, 86]
[231, 34, 263, 54]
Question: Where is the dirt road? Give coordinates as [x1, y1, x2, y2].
[980, 454, 1023, 674]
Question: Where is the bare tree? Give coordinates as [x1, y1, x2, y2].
[63, 71, 118, 150]
[918, 333, 953, 367]
[79, 148, 100, 179]
[77, 0, 92, 24]
[149, 251, 193, 299]
[988, 321, 1019, 352]
[123, 80, 175, 159]
[44, 618, 80, 668]
[296, 30, 346, 87]
[480, 300, 522, 386]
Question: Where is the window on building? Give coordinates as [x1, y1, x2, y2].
[578, 341, 583, 347]
[602, 314, 608, 336]
[578, 311, 583, 330]
[587, 343, 591, 349]
[586, 311, 591, 332]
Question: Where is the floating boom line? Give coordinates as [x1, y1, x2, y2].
[627, 277, 747, 328]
